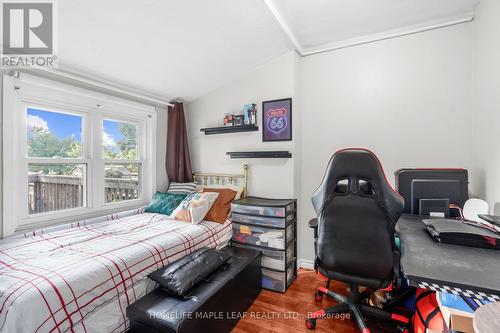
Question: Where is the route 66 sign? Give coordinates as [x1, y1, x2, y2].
[267, 108, 288, 135]
[262, 98, 292, 141]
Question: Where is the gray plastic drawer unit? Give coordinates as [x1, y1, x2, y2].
[230, 196, 297, 292]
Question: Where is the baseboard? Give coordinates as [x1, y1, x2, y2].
[297, 258, 314, 270]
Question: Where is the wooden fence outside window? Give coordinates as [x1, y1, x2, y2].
[28, 174, 139, 214]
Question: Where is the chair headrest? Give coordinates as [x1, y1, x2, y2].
[312, 148, 403, 222]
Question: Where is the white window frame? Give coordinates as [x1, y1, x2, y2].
[24, 103, 90, 217]
[102, 115, 144, 205]
[2, 73, 157, 236]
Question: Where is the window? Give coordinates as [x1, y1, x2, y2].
[105, 163, 140, 203]
[103, 119, 141, 203]
[27, 108, 83, 158]
[26, 108, 86, 215]
[103, 119, 137, 160]
[28, 163, 86, 214]
[3, 73, 156, 235]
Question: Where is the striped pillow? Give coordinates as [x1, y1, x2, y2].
[167, 182, 197, 194]
[145, 192, 187, 215]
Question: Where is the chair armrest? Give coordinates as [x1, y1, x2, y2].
[309, 218, 318, 239]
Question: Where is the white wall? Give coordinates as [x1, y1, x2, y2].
[187, 23, 476, 265]
[472, 0, 500, 214]
[186, 52, 298, 198]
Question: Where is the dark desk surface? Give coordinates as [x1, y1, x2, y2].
[397, 215, 500, 302]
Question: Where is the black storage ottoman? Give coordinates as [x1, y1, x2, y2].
[126, 246, 262, 333]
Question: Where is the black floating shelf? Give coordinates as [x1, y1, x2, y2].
[200, 125, 258, 135]
[226, 151, 292, 159]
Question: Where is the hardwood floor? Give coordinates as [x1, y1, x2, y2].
[232, 269, 398, 333]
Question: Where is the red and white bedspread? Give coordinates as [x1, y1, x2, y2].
[0, 212, 232, 333]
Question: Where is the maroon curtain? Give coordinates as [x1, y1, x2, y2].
[166, 102, 193, 183]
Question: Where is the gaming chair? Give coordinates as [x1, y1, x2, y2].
[306, 148, 409, 332]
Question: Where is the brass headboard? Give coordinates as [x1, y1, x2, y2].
[192, 164, 248, 198]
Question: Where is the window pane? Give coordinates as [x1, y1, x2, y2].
[28, 164, 86, 215]
[105, 163, 141, 203]
[27, 108, 82, 158]
[103, 120, 137, 160]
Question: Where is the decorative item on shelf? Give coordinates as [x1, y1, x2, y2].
[234, 115, 244, 126]
[243, 107, 250, 125]
[223, 113, 234, 126]
[262, 98, 292, 142]
[243, 104, 257, 125]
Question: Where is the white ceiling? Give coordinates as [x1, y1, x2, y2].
[57, 0, 479, 102]
[58, 0, 291, 101]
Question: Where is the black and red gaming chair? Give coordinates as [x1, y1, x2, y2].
[306, 148, 409, 332]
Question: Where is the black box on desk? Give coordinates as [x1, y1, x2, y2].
[419, 198, 450, 217]
[394, 168, 468, 217]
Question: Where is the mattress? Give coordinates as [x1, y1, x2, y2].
[0, 212, 232, 333]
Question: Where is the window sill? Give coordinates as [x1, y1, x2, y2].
[17, 200, 148, 232]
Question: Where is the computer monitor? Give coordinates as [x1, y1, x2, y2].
[395, 169, 469, 217]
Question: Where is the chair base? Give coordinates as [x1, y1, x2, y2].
[305, 281, 410, 333]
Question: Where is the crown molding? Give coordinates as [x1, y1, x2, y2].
[263, 0, 475, 57]
[301, 12, 475, 56]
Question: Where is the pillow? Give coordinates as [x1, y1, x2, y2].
[199, 183, 244, 200]
[203, 188, 237, 223]
[148, 247, 231, 297]
[167, 182, 197, 194]
[170, 192, 219, 224]
[145, 192, 187, 215]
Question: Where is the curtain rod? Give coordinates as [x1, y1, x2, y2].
[13, 68, 174, 107]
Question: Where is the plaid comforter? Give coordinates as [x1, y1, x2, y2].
[0, 212, 232, 333]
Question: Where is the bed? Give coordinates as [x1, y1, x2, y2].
[0, 166, 248, 333]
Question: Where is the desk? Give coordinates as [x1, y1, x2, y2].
[397, 215, 500, 302]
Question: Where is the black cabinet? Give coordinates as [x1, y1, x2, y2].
[231, 196, 297, 292]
